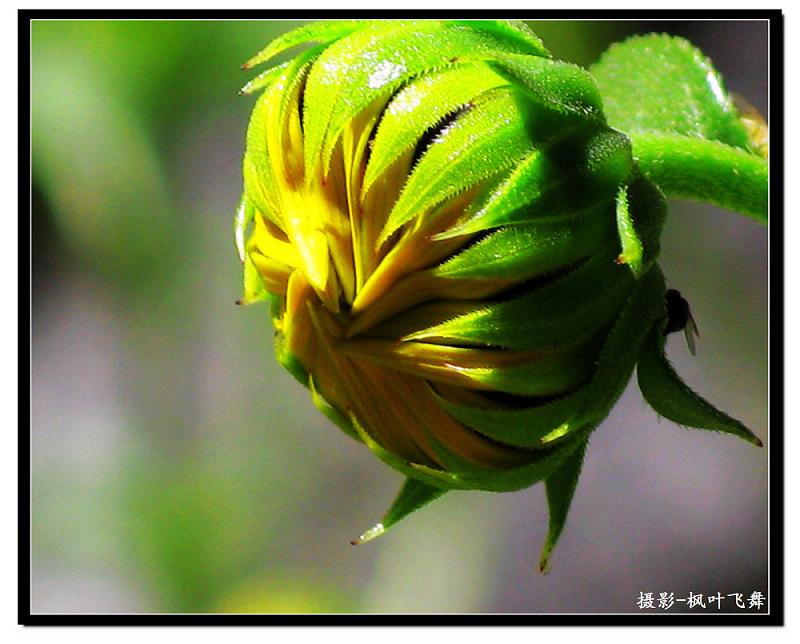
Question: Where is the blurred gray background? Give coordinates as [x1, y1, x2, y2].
[30, 18, 770, 614]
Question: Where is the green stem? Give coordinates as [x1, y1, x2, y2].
[630, 132, 768, 224]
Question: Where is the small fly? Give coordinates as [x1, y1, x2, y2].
[664, 289, 699, 355]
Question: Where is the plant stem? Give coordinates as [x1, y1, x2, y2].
[630, 132, 768, 225]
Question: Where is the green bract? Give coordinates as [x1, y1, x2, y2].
[235, 20, 766, 571]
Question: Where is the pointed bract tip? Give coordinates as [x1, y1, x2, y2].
[350, 523, 385, 545]
[537, 544, 554, 574]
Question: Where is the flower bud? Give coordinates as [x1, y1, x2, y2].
[236, 20, 762, 569]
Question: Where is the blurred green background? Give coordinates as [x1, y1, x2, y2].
[30, 18, 769, 614]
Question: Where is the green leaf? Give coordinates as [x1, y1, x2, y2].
[239, 58, 290, 97]
[614, 183, 643, 277]
[245, 46, 323, 202]
[362, 63, 511, 197]
[590, 34, 751, 149]
[348, 404, 587, 494]
[380, 88, 534, 242]
[242, 20, 365, 70]
[274, 333, 310, 388]
[348, 412, 472, 490]
[636, 322, 763, 446]
[337, 337, 598, 398]
[234, 196, 253, 263]
[444, 127, 633, 237]
[414, 250, 634, 351]
[450, 20, 550, 58]
[431, 387, 590, 449]
[567, 264, 668, 432]
[615, 171, 669, 276]
[475, 344, 598, 397]
[434, 205, 617, 281]
[302, 21, 550, 177]
[242, 91, 283, 225]
[628, 132, 768, 224]
[538, 436, 588, 573]
[350, 477, 448, 545]
[484, 52, 606, 124]
[238, 252, 269, 307]
[422, 429, 589, 492]
[591, 35, 767, 224]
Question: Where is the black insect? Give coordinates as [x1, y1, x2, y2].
[664, 289, 699, 355]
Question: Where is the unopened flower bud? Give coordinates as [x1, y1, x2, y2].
[236, 20, 764, 569]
